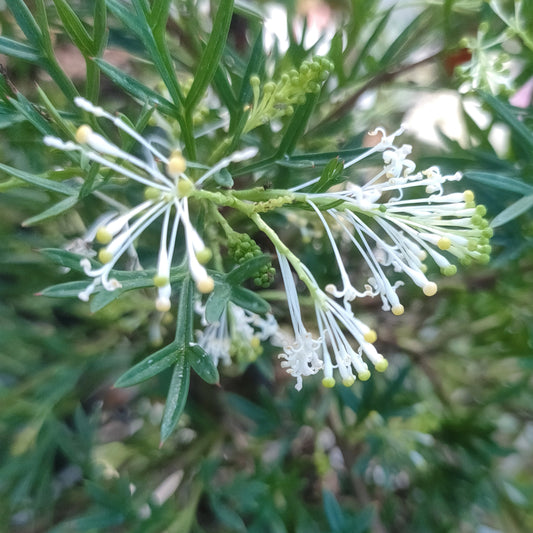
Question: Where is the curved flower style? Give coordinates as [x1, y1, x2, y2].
[276, 251, 386, 390]
[44, 98, 256, 311]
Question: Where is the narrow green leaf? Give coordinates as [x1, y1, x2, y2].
[322, 490, 344, 532]
[276, 92, 320, 157]
[50, 510, 125, 531]
[5, 0, 43, 47]
[175, 277, 193, 349]
[40, 281, 91, 299]
[86, 271, 168, 312]
[0, 163, 78, 195]
[94, 59, 177, 115]
[230, 286, 270, 315]
[0, 36, 40, 62]
[226, 254, 272, 285]
[205, 283, 231, 323]
[464, 171, 533, 195]
[22, 196, 78, 226]
[89, 290, 121, 313]
[114, 341, 181, 388]
[8, 93, 54, 135]
[350, 7, 393, 78]
[214, 168, 234, 187]
[107, 0, 184, 111]
[329, 32, 345, 83]
[491, 195, 533, 228]
[233, 0, 264, 19]
[482, 93, 533, 150]
[237, 30, 265, 106]
[160, 356, 190, 443]
[228, 30, 264, 143]
[212, 66, 238, 114]
[185, 0, 235, 112]
[36, 85, 76, 140]
[106, 0, 146, 37]
[380, 10, 432, 66]
[149, 0, 172, 33]
[283, 147, 370, 164]
[311, 157, 345, 193]
[0, 103, 25, 129]
[131, 0, 151, 20]
[93, 0, 108, 54]
[188, 344, 219, 385]
[209, 496, 247, 532]
[52, 0, 95, 57]
[33, 0, 53, 51]
[40, 248, 92, 271]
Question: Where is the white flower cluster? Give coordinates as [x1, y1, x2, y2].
[44, 98, 254, 312]
[196, 302, 283, 367]
[43, 99, 490, 390]
[277, 251, 385, 391]
[276, 126, 491, 389]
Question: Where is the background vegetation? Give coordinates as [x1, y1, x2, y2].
[1, 0, 533, 531]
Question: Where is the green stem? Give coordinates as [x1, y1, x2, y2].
[249, 212, 322, 301]
[85, 58, 100, 104]
[206, 204, 225, 271]
[190, 187, 322, 299]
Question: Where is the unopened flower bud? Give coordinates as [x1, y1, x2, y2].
[75, 125, 93, 144]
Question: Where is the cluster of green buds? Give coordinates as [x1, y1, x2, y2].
[228, 232, 276, 288]
[245, 56, 333, 132]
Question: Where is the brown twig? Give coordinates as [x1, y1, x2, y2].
[315, 51, 444, 130]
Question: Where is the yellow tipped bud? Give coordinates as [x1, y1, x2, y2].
[177, 178, 194, 197]
[342, 376, 355, 387]
[375, 358, 389, 372]
[250, 336, 261, 349]
[98, 248, 113, 264]
[196, 248, 213, 265]
[476, 205, 487, 216]
[358, 370, 371, 381]
[144, 186, 162, 200]
[322, 377, 336, 388]
[441, 264, 457, 276]
[75, 125, 93, 144]
[463, 190, 475, 203]
[153, 275, 169, 288]
[423, 282, 438, 297]
[167, 152, 186, 177]
[364, 329, 377, 344]
[196, 276, 214, 294]
[155, 297, 171, 312]
[96, 226, 113, 245]
[392, 304, 404, 316]
[437, 237, 452, 250]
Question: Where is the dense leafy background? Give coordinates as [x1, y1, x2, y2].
[1, 1, 533, 531]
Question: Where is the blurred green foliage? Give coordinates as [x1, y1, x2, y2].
[1, 0, 533, 531]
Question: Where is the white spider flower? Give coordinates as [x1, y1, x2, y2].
[44, 98, 256, 310]
[299, 127, 491, 314]
[276, 252, 384, 390]
[196, 303, 282, 367]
